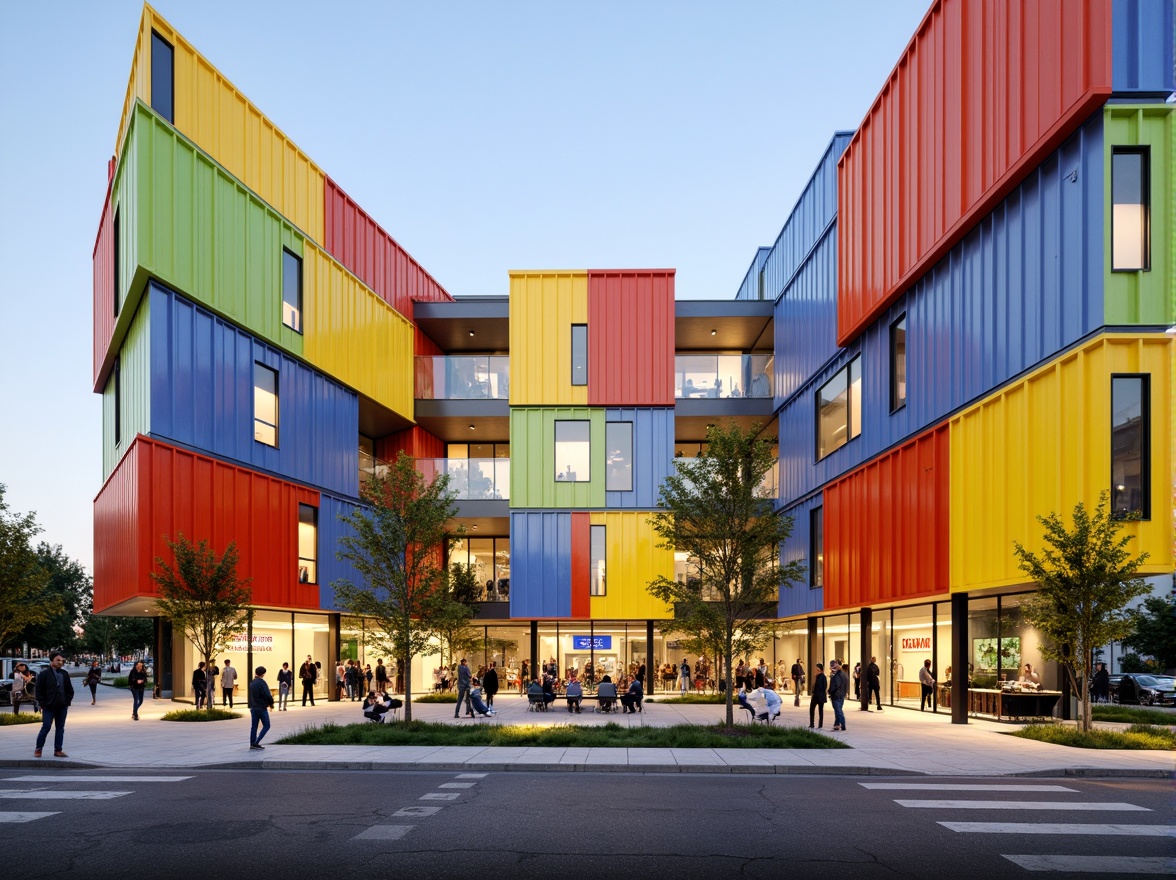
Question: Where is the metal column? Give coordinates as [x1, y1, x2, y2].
[951, 591, 969, 724]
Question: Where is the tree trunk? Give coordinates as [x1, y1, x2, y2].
[404, 651, 413, 723]
[724, 630, 735, 727]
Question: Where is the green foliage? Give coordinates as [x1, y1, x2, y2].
[160, 708, 241, 722]
[412, 693, 458, 703]
[111, 676, 154, 689]
[278, 720, 849, 749]
[1117, 652, 1155, 673]
[9, 543, 91, 654]
[647, 423, 805, 726]
[1122, 595, 1176, 670]
[1009, 722, 1175, 750]
[431, 564, 481, 668]
[151, 534, 252, 675]
[0, 713, 41, 726]
[79, 614, 155, 660]
[1013, 492, 1150, 734]
[0, 485, 61, 653]
[646, 694, 727, 704]
[332, 452, 464, 721]
[1092, 705, 1176, 725]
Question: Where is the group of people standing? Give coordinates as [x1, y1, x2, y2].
[189, 658, 239, 709]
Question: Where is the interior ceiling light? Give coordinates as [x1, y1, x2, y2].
[469, 330, 475, 337]
[710, 329, 717, 336]
[469, 424, 475, 430]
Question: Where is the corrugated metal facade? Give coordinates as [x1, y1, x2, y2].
[837, 0, 1113, 345]
[509, 511, 572, 618]
[774, 226, 838, 404]
[147, 284, 359, 497]
[315, 492, 367, 612]
[587, 270, 675, 406]
[822, 425, 950, 612]
[777, 493, 823, 619]
[376, 427, 445, 462]
[570, 512, 591, 618]
[1111, 0, 1176, 95]
[587, 511, 674, 620]
[949, 334, 1173, 593]
[508, 271, 588, 407]
[92, 436, 321, 614]
[322, 177, 452, 321]
[102, 295, 151, 478]
[734, 247, 771, 301]
[509, 408, 606, 508]
[92, 165, 115, 389]
[603, 408, 674, 509]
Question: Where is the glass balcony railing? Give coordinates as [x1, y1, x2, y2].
[416, 458, 510, 501]
[415, 356, 509, 400]
[673, 457, 779, 499]
[675, 354, 774, 399]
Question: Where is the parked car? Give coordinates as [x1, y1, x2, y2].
[1111, 673, 1176, 706]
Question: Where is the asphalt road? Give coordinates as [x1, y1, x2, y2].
[2, 770, 1171, 878]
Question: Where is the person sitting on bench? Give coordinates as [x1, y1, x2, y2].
[468, 681, 496, 717]
[565, 678, 583, 713]
[620, 676, 643, 713]
[527, 678, 549, 710]
[363, 690, 400, 723]
[541, 675, 556, 706]
[596, 675, 619, 712]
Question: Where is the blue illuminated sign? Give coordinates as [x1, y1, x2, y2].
[572, 636, 612, 650]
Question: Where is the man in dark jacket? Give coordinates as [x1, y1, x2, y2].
[34, 651, 74, 758]
[828, 660, 848, 731]
[248, 666, 275, 750]
[620, 677, 643, 713]
[299, 655, 317, 706]
[809, 663, 828, 729]
[453, 659, 473, 719]
[482, 662, 499, 707]
[865, 656, 882, 711]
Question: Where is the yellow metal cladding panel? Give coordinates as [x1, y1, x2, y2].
[949, 334, 1173, 593]
[116, 6, 326, 242]
[509, 271, 588, 406]
[302, 243, 413, 420]
[588, 511, 674, 620]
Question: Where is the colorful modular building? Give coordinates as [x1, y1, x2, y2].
[93, 2, 1174, 719]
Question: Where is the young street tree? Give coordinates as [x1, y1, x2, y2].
[647, 423, 805, 726]
[1013, 492, 1150, 733]
[152, 534, 252, 706]
[432, 563, 480, 668]
[332, 451, 465, 722]
[0, 485, 62, 654]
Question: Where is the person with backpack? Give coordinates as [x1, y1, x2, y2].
[84, 662, 102, 706]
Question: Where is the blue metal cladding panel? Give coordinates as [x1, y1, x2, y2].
[774, 227, 838, 403]
[778, 494, 823, 619]
[605, 408, 673, 509]
[316, 493, 367, 611]
[778, 115, 1105, 506]
[508, 511, 572, 618]
[735, 247, 772, 301]
[148, 283, 360, 498]
[1112, 0, 1175, 95]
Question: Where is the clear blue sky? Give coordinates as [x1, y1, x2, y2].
[0, 1, 929, 572]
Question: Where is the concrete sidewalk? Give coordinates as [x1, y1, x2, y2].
[1, 685, 1171, 777]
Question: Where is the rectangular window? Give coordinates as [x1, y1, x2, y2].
[590, 525, 606, 596]
[554, 420, 590, 482]
[298, 504, 318, 584]
[113, 357, 122, 447]
[112, 210, 120, 318]
[890, 314, 907, 411]
[757, 268, 765, 300]
[816, 355, 861, 460]
[253, 362, 279, 447]
[810, 507, 823, 589]
[605, 421, 633, 491]
[150, 31, 175, 124]
[571, 324, 587, 386]
[1111, 148, 1149, 271]
[281, 248, 303, 332]
[1111, 375, 1149, 518]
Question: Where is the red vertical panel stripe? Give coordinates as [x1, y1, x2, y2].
[587, 270, 675, 406]
[570, 513, 591, 619]
[836, 0, 1113, 346]
[822, 425, 950, 612]
[92, 163, 115, 389]
[376, 427, 445, 462]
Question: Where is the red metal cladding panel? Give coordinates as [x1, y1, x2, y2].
[92, 163, 115, 390]
[570, 512, 591, 619]
[92, 436, 321, 614]
[836, 0, 1113, 346]
[822, 425, 950, 612]
[376, 427, 445, 462]
[587, 270, 676, 406]
[323, 177, 452, 321]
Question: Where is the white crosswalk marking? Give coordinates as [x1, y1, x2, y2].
[353, 825, 414, 841]
[0, 812, 60, 823]
[1002, 855, 1175, 874]
[941, 822, 1174, 837]
[438, 782, 475, 789]
[5, 776, 192, 783]
[894, 799, 1149, 811]
[420, 792, 460, 801]
[455, 773, 487, 779]
[0, 790, 131, 800]
[394, 806, 443, 817]
[860, 783, 1076, 792]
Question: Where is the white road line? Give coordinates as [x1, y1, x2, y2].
[1002, 855, 1175, 874]
[353, 825, 415, 841]
[942, 822, 1175, 837]
[5, 776, 192, 783]
[895, 800, 1149, 811]
[861, 783, 1076, 792]
[0, 812, 60, 823]
[455, 773, 487, 779]
[438, 782, 476, 789]
[420, 793, 461, 801]
[394, 806, 443, 818]
[0, 790, 131, 801]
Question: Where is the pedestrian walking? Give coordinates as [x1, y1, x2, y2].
[519, 660, 529, 694]
[346, 661, 362, 701]
[277, 662, 293, 711]
[852, 662, 861, 700]
[335, 660, 346, 701]
[128, 660, 149, 720]
[809, 663, 828, 728]
[248, 666, 274, 750]
[791, 659, 805, 707]
[375, 660, 389, 693]
[33, 651, 73, 758]
[299, 655, 317, 706]
[453, 658, 472, 719]
[918, 659, 936, 711]
[220, 659, 238, 708]
[207, 660, 219, 710]
[10, 663, 31, 714]
[483, 661, 499, 707]
[828, 660, 848, 731]
[192, 662, 207, 710]
[84, 662, 102, 705]
[865, 656, 882, 711]
[363, 664, 373, 692]
[679, 658, 691, 694]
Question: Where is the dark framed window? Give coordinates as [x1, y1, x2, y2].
[605, 421, 633, 492]
[810, 506, 823, 589]
[150, 31, 175, 124]
[757, 267, 765, 300]
[1111, 147, 1150, 272]
[554, 420, 590, 482]
[253, 362, 279, 447]
[282, 248, 303, 332]
[571, 324, 587, 386]
[590, 525, 606, 596]
[113, 357, 122, 447]
[815, 355, 861, 460]
[112, 209, 120, 318]
[890, 314, 907, 412]
[298, 504, 318, 584]
[1110, 374, 1150, 519]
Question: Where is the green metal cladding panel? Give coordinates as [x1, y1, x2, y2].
[102, 294, 151, 479]
[509, 408, 605, 508]
[1104, 105, 1174, 326]
[114, 100, 304, 356]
